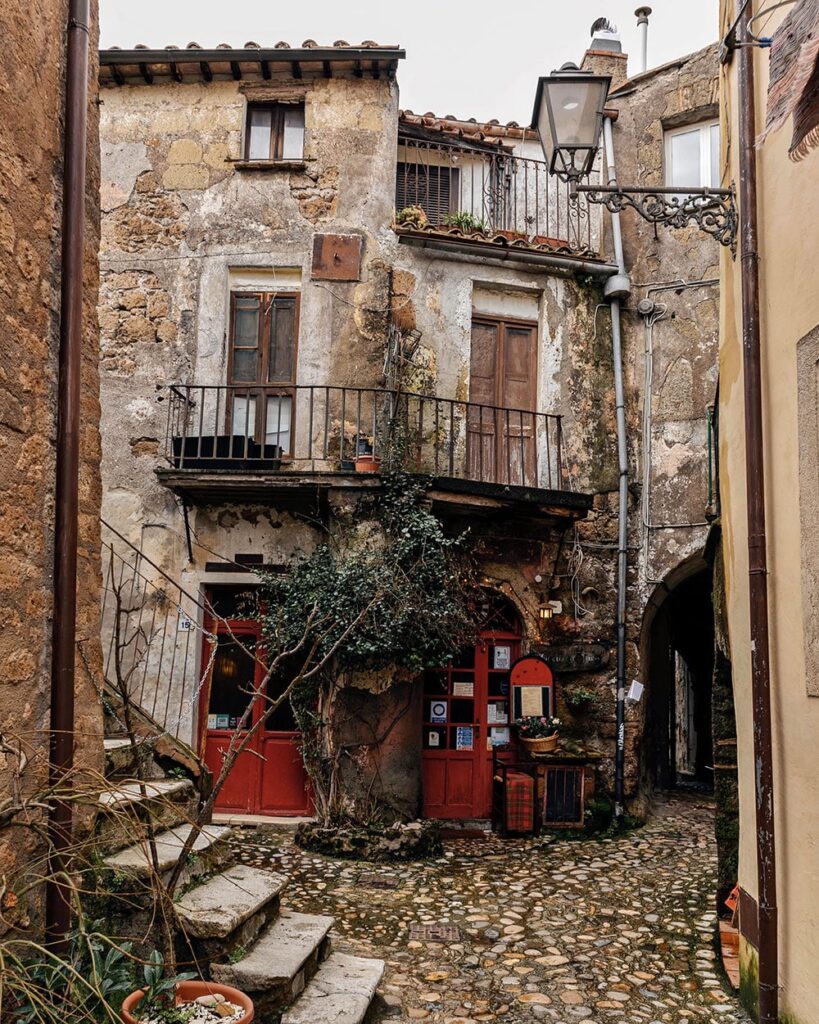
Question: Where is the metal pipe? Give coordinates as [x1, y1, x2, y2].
[46, 0, 91, 951]
[635, 7, 652, 74]
[602, 116, 631, 821]
[736, 3, 778, 1019]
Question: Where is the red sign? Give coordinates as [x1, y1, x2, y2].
[510, 654, 553, 687]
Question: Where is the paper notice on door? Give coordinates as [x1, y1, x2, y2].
[456, 726, 474, 751]
[493, 645, 511, 669]
[490, 727, 510, 747]
[428, 730, 440, 747]
[430, 701, 448, 723]
[519, 686, 545, 718]
[207, 714, 217, 730]
[453, 680, 474, 697]
[487, 701, 508, 724]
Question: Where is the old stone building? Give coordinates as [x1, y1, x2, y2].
[0, 0, 103, 933]
[96, 27, 724, 827]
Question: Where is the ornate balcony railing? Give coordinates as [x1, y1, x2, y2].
[395, 137, 597, 256]
[160, 383, 566, 492]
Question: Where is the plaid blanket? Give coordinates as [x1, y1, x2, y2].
[505, 771, 535, 833]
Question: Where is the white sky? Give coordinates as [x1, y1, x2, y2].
[100, 0, 719, 126]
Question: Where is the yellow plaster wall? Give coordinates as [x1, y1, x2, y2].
[719, 3, 819, 1019]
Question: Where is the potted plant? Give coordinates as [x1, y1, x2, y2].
[121, 952, 254, 1024]
[394, 205, 428, 230]
[515, 714, 560, 754]
[354, 437, 381, 473]
[442, 211, 488, 234]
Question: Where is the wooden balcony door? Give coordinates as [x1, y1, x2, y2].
[468, 316, 537, 486]
[228, 291, 299, 457]
[198, 587, 310, 816]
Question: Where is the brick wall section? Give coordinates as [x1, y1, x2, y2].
[0, 0, 103, 934]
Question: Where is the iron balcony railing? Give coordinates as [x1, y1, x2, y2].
[161, 383, 566, 491]
[101, 519, 208, 745]
[395, 137, 596, 255]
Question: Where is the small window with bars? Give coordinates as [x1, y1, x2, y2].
[245, 103, 305, 161]
[396, 160, 460, 225]
[543, 765, 585, 827]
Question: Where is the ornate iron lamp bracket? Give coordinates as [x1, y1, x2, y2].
[575, 183, 738, 251]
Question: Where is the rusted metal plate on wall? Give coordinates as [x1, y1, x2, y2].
[311, 233, 363, 281]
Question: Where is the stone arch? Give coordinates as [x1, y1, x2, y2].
[640, 550, 715, 791]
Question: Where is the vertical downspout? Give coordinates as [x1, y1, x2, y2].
[601, 116, 631, 820]
[735, 3, 778, 1020]
[46, 0, 91, 950]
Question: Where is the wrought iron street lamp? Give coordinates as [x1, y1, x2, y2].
[531, 63, 610, 181]
[531, 64, 738, 249]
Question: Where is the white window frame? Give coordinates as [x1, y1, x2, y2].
[664, 120, 720, 189]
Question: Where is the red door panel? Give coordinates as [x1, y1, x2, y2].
[258, 735, 311, 815]
[203, 736, 258, 814]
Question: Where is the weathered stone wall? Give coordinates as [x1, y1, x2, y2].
[0, 0, 103, 934]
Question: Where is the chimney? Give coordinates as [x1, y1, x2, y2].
[581, 17, 629, 91]
[635, 7, 652, 73]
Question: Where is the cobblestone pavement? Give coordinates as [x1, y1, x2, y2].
[229, 793, 750, 1024]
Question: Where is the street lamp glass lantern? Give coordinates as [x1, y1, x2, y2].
[531, 63, 611, 181]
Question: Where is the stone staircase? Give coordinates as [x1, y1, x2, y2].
[97, 728, 385, 1023]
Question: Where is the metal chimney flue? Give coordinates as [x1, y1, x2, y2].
[635, 6, 652, 73]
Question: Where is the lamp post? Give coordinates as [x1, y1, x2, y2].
[531, 65, 738, 249]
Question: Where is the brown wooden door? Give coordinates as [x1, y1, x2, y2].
[227, 291, 299, 456]
[468, 317, 537, 486]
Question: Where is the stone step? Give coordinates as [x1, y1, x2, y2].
[175, 865, 287, 961]
[104, 734, 164, 780]
[281, 952, 385, 1024]
[102, 823, 231, 883]
[96, 778, 196, 852]
[210, 910, 334, 1016]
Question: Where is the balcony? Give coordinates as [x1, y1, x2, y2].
[155, 384, 591, 523]
[394, 136, 603, 263]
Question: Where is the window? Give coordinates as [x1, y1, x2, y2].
[228, 291, 299, 453]
[664, 121, 720, 189]
[245, 103, 305, 161]
[396, 161, 459, 224]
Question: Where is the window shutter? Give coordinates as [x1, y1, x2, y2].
[396, 161, 458, 224]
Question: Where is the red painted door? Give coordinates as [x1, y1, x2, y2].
[199, 589, 310, 816]
[422, 626, 520, 819]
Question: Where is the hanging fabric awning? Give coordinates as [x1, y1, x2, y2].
[760, 0, 819, 160]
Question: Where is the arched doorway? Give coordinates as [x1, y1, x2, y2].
[421, 591, 522, 819]
[643, 560, 715, 790]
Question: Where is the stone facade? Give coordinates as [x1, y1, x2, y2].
[96, 37, 721, 819]
[0, 0, 103, 934]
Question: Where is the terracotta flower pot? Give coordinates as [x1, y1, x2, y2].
[520, 733, 559, 754]
[121, 980, 254, 1024]
[355, 454, 382, 473]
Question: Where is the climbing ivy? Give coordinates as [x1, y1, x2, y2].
[258, 470, 477, 676]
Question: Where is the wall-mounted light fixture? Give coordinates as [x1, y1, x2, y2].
[531, 64, 738, 249]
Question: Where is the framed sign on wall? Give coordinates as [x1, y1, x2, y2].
[510, 654, 554, 721]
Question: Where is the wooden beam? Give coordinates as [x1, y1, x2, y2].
[291, 60, 302, 79]
[354, 59, 363, 78]
[323, 60, 332, 78]
[371, 60, 380, 79]
[169, 62, 182, 83]
[139, 62, 153, 84]
[230, 60, 242, 80]
[111, 63, 125, 85]
[261, 59, 271, 80]
[199, 61, 212, 82]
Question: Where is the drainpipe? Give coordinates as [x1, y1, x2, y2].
[600, 116, 631, 821]
[736, 3, 778, 1020]
[46, 0, 91, 950]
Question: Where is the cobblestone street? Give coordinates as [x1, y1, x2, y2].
[229, 794, 750, 1024]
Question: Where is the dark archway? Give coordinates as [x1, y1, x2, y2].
[643, 562, 715, 790]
